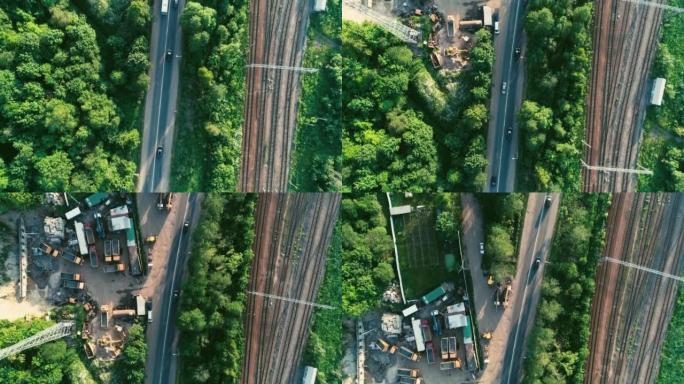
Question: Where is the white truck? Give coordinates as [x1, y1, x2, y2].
[161, 0, 169, 15]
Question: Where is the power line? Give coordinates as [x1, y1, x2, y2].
[600, 257, 684, 283]
[247, 291, 335, 309]
[246, 64, 319, 73]
[621, 0, 684, 13]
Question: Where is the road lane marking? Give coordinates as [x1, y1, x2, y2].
[150, 12, 173, 192]
[505, 196, 547, 384]
[158, 194, 190, 384]
[496, 0, 524, 192]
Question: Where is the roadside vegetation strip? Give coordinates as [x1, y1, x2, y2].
[340, 194, 395, 316]
[169, 0, 248, 191]
[517, 1, 593, 191]
[476, 194, 525, 282]
[176, 194, 256, 383]
[657, 285, 684, 382]
[302, 226, 343, 384]
[290, 0, 342, 192]
[522, 193, 611, 384]
[638, 0, 684, 191]
[0, 2, 151, 190]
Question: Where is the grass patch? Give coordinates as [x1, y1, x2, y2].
[302, 225, 343, 383]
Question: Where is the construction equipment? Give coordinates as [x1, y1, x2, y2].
[40, 243, 60, 257]
[377, 338, 390, 352]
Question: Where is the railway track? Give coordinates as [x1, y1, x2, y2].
[241, 193, 341, 384]
[585, 193, 684, 383]
[239, 0, 312, 192]
[583, 0, 665, 192]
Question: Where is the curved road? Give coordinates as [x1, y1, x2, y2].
[138, 0, 184, 192]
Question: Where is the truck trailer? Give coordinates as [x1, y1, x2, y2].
[62, 280, 85, 290]
[103, 263, 125, 273]
[398, 346, 419, 361]
[62, 251, 82, 265]
[422, 286, 446, 305]
[441, 338, 449, 360]
[60, 273, 81, 281]
[397, 368, 419, 378]
[426, 341, 435, 364]
[85, 225, 95, 245]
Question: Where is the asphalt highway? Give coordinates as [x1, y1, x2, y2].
[486, 0, 526, 192]
[146, 193, 201, 384]
[501, 193, 560, 383]
[138, 0, 183, 192]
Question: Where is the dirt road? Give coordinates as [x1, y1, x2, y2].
[241, 193, 341, 383]
[585, 193, 684, 383]
[239, 0, 312, 192]
[583, 0, 665, 191]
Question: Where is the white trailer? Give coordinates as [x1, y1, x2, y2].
[74, 221, 88, 256]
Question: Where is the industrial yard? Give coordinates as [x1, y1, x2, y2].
[0, 193, 150, 378]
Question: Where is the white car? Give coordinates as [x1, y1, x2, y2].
[479, 242, 485, 255]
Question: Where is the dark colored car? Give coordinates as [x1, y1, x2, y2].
[166, 49, 173, 59]
[506, 126, 513, 136]
[490, 176, 497, 188]
[514, 47, 521, 58]
[157, 146, 163, 156]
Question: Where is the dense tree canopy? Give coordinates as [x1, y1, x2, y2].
[477, 194, 525, 282]
[341, 194, 394, 315]
[0, 1, 151, 190]
[177, 194, 256, 383]
[523, 193, 610, 383]
[0, 318, 93, 383]
[171, 0, 248, 191]
[518, 0, 593, 190]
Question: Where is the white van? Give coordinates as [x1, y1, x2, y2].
[494, 21, 500, 34]
[147, 310, 153, 323]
